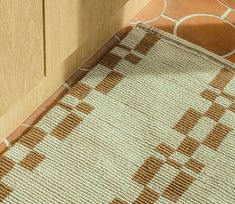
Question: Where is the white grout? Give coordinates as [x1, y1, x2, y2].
[128, 20, 143, 25]
[21, 124, 34, 128]
[217, 0, 235, 10]
[129, 0, 167, 24]
[221, 8, 232, 19]
[162, 14, 178, 23]
[114, 35, 121, 42]
[174, 13, 235, 36]
[3, 138, 11, 148]
[221, 50, 235, 58]
[63, 82, 71, 89]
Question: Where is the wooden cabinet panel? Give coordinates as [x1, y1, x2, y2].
[0, 0, 44, 115]
[44, 0, 149, 77]
[0, 0, 149, 142]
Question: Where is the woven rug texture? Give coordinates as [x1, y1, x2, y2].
[0, 24, 235, 204]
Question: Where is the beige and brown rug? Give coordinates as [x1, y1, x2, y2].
[1, 24, 235, 204]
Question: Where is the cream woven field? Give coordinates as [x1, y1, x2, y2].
[1, 24, 235, 204]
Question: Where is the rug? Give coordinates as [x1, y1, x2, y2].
[0, 23, 235, 204]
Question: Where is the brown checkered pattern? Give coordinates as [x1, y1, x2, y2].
[1, 24, 235, 203]
[113, 67, 235, 203]
[0, 43, 127, 202]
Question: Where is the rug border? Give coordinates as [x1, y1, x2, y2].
[135, 23, 235, 70]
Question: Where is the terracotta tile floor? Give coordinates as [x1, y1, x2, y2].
[130, 0, 235, 63]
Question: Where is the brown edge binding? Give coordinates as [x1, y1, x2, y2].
[0, 25, 132, 156]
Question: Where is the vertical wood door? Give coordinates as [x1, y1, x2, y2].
[0, 0, 148, 141]
[0, 0, 44, 116]
[44, 0, 129, 73]
[44, 0, 149, 78]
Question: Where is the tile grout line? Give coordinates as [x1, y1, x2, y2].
[162, 14, 178, 23]
[217, 0, 234, 10]
[3, 138, 11, 148]
[21, 124, 34, 128]
[79, 68, 91, 71]
[221, 8, 232, 19]
[222, 50, 235, 58]
[114, 35, 121, 42]
[63, 82, 72, 89]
